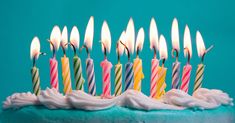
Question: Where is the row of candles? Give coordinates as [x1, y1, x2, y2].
[30, 16, 213, 99]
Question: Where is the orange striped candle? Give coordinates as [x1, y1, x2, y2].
[61, 56, 72, 94]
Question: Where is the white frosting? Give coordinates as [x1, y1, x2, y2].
[3, 92, 39, 109]
[68, 90, 116, 110]
[115, 90, 183, 110]
[3, 88, 233, 110]
[163, 88, 233, 110]
[38, 88, 71, 109]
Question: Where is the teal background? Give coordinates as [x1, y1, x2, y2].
[0, 0, 234, 107]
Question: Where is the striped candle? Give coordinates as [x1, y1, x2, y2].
[150, 59, 159, 98]
[114, 63, 122, 96]
[61, 56, 72, 94]
[31, 67, 41, 96]
[172, 62, 180, 89]
[49, 58, 59, 91]
[193, 64, 205, 92]
[180, 64, 192, 93]
[124, 62, 134, 91]
[86, 58, 96, 96]
[155, 67, 167, 99]
[73, 55, 85, 90]
[133, 58, 144, 91]
[101, 59, 113, 97]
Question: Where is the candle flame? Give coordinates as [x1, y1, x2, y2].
[125, 18, 135, 55]
[183, 25, 192, 58]
[149, 18, 158, 50]
[135, 28, 145, 51]
[171, 18, 180, 51]
[30, 37, 40, 60]
[61, 26, 68, 49]
[196, 31, 206, 57]
[101, 21, 111, 53]
[84, 16, 94, 50]
[117, 31, 125, 55]
[50, 25, 61, 51]
[159, 35, 168, 60]
[70, 26, 80, 49]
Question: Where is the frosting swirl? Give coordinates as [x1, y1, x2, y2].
[38, 88, 71, 109]
[163, 88, 233, 109]
[3, 92, 39, 109]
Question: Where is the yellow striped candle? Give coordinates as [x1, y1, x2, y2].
[193, 64, 205, 92]
[155, 66, 167, 99]
[61, 56, 72, 94]
[133, 57, 144, 91]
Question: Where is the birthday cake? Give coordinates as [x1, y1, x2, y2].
[1, 17, 234, 123]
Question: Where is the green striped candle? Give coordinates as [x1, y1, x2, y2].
[114, 63, 122, 96]
[73, 55, 85, 90]
[31, 67, 41, 96]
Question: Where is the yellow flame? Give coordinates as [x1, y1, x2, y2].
[135, 28, 145, 51]
[50, 25, 61, 51]
[117, 31, 126, 55]
[125, 18, 135, 55]
[183, 25, 192, 58]
[70, 26, 80, 48]
[101, 21, 111, 53]
[61, 26, 68, 49]
[159, 35, 168, 60]
[149, 18, 158, 50]
[171, 18, 180, 51]
[30, 37, 40, 60]
[84, 16, 94, 50]
[196, 31, 206, 57]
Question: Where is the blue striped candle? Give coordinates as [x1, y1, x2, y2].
[86, 58, 96, 96]
[172, 61, 180, 89]
[124, 62, 134, 90]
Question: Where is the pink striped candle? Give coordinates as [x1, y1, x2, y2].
[50, 58, 59, 90]
[150, 58, 159, 98]
[101, 59, 113, 98]
[180, 64, 192, 93]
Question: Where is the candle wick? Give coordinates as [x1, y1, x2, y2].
[48, 40, 56, 58]
[100, 41, 107, 59]
[120, 41, 130, 61]
[184, 48, 190, 64]
[68, 43, 77, 56]
[172, 49, 179, 62]
[201, 45, 213, 63]
[136, 47, 139, 58]
[33, 57, 36, 67]
[116, 42, 120, 63]
[62, 46, 66, 56]
[162, 58, 165, 67]
[153, 46, 157, 59]
[80, 44, 90, 58]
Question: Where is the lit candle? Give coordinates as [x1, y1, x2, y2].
[60, 26, 72, 94]
[115, 31, 125, 96]
[120, 18, 135, 91]
[180, 25, 192, 93]
[30, 37, 45, 96]
[156, 35, 168, 99]
[81, 16, 96, 96]
[194, 31, 213, 92]
[133, 28, 145, 91]
[171, 18, 181, 89]
[48, 26, 61, 91]
[100, 21, 113, 98]
[149, 18, 159, 98]
[70, 26, 85, 91]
